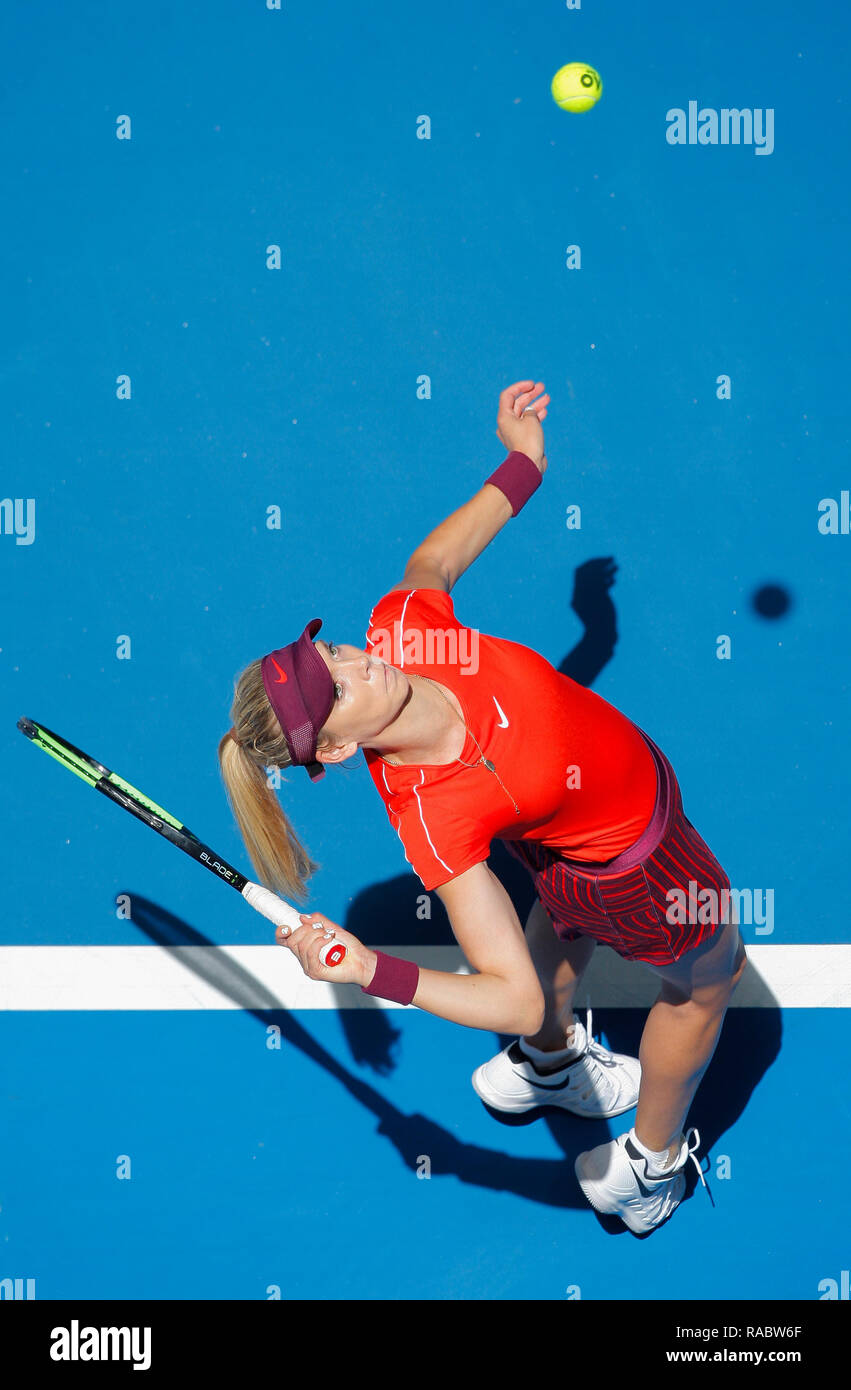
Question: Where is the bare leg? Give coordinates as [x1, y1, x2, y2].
[520, 898, 597, 1051]
[634, 912, 748, 1162]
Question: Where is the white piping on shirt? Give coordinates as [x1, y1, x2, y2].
[411, 769, 454, 876]
[397, 589, 417, 669]
[382, 764, 414, 871]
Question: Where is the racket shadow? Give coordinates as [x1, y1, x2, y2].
[121, 557, 778, 1216]
[125, 893, 596, 1209]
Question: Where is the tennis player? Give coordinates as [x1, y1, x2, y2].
[219, 379, 747, 1235]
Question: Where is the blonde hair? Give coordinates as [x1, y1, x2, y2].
[218, 659, 336, 903]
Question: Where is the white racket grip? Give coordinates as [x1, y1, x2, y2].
[241, 881, 346, 967]
[242, 881, 301, 932]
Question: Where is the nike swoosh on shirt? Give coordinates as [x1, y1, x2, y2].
[493, 697, 509, 728]
[268, 657, 288, 684]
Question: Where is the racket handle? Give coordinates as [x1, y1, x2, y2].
[241, 881, 347, 968]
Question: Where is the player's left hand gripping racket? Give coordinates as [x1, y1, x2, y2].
[16, 717, 346, 968]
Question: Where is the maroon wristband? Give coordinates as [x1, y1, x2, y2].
[485, 450, 543, 516]
[361, 951, 420, 1006]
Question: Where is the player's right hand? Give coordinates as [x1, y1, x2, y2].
[495, 380, 550, 473]
[275, 913, 377, 987]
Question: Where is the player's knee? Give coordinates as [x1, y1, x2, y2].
[520, 989, 547, 1038]
[666, 965, 740, 1015]
[705, 953, 747, 1011]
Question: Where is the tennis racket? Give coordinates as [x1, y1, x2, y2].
[16, 717, 346, 967]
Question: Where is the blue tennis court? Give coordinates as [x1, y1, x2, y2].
[1, 0, 849, 1309]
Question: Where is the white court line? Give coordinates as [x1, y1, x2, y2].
[0, 944, 848, 1010]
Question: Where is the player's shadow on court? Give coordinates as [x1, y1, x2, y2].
[123, 894, 599, 1209]
[330, 555, 783, 1214]
[124, 557, 781, 1217]
[124, 886, 780, 1216]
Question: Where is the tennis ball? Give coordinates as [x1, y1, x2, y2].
[551, 62, 603, 113]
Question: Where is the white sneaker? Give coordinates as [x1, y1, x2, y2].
[575, 1128, 708, 1233]
[471, 1008, 641, 1118]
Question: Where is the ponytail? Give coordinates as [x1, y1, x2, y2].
[218, 659, 323, 903]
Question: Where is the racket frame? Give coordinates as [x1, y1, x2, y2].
[16, 717, 346, 965]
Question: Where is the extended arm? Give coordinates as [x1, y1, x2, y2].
[285, 867, 544, 1034]
[404, 861, 545, 1035]
[394, 380, 550, 594]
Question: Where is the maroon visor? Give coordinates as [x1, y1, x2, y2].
[261, 619, 335, 781]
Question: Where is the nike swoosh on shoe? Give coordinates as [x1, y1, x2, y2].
[507, 1039, 581, 1090]
[625, 1136, 673, 1198]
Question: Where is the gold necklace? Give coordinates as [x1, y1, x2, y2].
[420, 675, 520, 817]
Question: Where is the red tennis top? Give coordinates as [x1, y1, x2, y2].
[363, 588, 658, 891]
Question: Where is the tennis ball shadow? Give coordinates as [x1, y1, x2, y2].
[751, 583, 792, 619]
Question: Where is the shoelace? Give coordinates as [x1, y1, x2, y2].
[645, 1128, 711, 1202]
[577, 1026, 713, 1201]
[567, 1014, 713, 1202]
[683, 1127, 710, 1194]
[576, 1007, 621, 1101]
